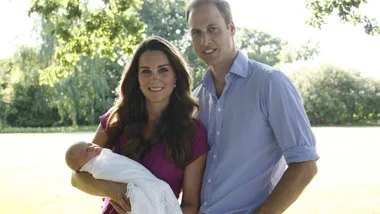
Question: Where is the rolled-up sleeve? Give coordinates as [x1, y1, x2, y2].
[265, 71, 319, 164]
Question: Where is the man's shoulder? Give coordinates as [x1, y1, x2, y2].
[247, 58, 276, 75]
[192, 84, 205, 98]
[246, 58, 289, 83]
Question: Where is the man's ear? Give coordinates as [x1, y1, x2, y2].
[229, 21, 236, 36]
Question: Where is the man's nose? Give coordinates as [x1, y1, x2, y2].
[200, 33, 210, 46]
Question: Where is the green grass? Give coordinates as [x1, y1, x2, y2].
[0, 125, 98, 133]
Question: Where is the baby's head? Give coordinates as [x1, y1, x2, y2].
[65, 141, 102, 172]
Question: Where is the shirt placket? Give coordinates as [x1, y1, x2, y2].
[202, 74, 234, 208]
[202, 94, 218, 207]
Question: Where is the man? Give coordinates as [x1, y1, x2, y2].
[186, 0, 320, 213]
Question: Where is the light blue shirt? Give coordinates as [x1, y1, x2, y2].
[193, 51, 319, 214]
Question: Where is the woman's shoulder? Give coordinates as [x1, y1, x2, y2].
[192, 118, 206, 129]
[189, 119, 208, 148]
[99, 107, 115, 129]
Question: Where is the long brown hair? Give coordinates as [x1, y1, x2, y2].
[105, 36, 199, 169]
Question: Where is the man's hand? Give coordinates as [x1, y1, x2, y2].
[110, 193, 131, 214]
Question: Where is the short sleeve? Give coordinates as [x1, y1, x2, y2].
[99, 108, 114, 130]
[264, 71, 320, 164]
[187, 120, 209, 165]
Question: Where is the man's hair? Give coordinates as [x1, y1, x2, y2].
[186, 0, 233, 26]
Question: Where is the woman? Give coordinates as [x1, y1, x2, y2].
[71, 36, 208, 214]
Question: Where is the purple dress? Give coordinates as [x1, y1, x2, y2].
[99, 109, 208, 214]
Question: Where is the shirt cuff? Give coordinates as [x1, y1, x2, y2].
[283, 145, 320, 164]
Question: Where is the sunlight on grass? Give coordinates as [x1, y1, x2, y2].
[1, 128, 379, 214]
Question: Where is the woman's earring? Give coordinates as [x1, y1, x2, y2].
[174, 84, 176, 88]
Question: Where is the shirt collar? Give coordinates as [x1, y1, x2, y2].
[201, 51, 249, 87]
[229, 51, 248, 78]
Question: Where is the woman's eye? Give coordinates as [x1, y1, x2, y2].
[159, 68, 169, 73]
[141, 70, 150, 74]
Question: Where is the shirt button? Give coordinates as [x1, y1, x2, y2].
[217, 108, 221, 112]
[216, 131, 220, 136]
[213, 155, 217, 159]
[203, 201, 207, 206]
[208, 178, 211, 183]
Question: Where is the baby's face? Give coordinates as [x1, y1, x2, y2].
[75, 143, 102, 170]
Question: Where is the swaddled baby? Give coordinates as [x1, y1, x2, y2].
[65, 141, 182, 214]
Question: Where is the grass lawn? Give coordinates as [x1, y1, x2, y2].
[1, 127, 379, 214]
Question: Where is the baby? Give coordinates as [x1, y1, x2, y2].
[65, 141, 182, 214]
[65, 141, 102, 172]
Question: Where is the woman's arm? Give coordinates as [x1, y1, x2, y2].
[181, 153, 207, 214]
[70, 124, 131, 211]
[71, 171, 126, 198]
[71, 124, 109, 195]
[92, 124, 109, 148]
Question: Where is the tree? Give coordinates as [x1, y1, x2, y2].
[281, 39, 320, 63]
[140, 0, 187, 42]
[290, 64, 380, 125]
[235, 27, 320, 66]
[306, 0, 380, 35]
[0, 59, 13, 128]
[38, 18, 121, 126]
[28, 0, 146, 85]
[3, 46, 60, 127]
[236, 28, 283, 66]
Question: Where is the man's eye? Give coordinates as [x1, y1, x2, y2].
[191, 31, 199, 36]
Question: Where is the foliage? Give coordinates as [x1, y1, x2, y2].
[306, 0, 379, 35]
[0, 46, 59, 127]
[1, 0, 377, 130]
[236, 28, 320, 67]
[290, 64, 380, 125]
[28, 0, 145, 85]
[140, 0, 187, 42]
[0, 59, 13, 128]
[281, 39, 320, 63]
[236, 28, 283, 66]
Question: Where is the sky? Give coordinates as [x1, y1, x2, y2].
[1, 0, 379, 78]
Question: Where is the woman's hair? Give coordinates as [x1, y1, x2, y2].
[104, 36, 199, 169]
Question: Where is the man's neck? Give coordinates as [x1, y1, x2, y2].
[210, 50, 238, 83]
[210, 50, 238, 97]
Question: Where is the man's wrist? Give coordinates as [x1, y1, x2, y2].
[253, 204, 277, 214]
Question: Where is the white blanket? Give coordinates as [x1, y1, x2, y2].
[80, 149, 182, 214]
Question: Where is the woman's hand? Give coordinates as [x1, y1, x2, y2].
[110, 193, 132, 213]
[102, 182, 131, 213]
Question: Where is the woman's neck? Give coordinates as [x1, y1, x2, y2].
[145, 99, 169, 121]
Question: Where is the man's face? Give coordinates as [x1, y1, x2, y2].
[188, 3, 235, 67]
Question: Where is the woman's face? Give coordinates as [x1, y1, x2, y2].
[138, 50, 176, 106]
